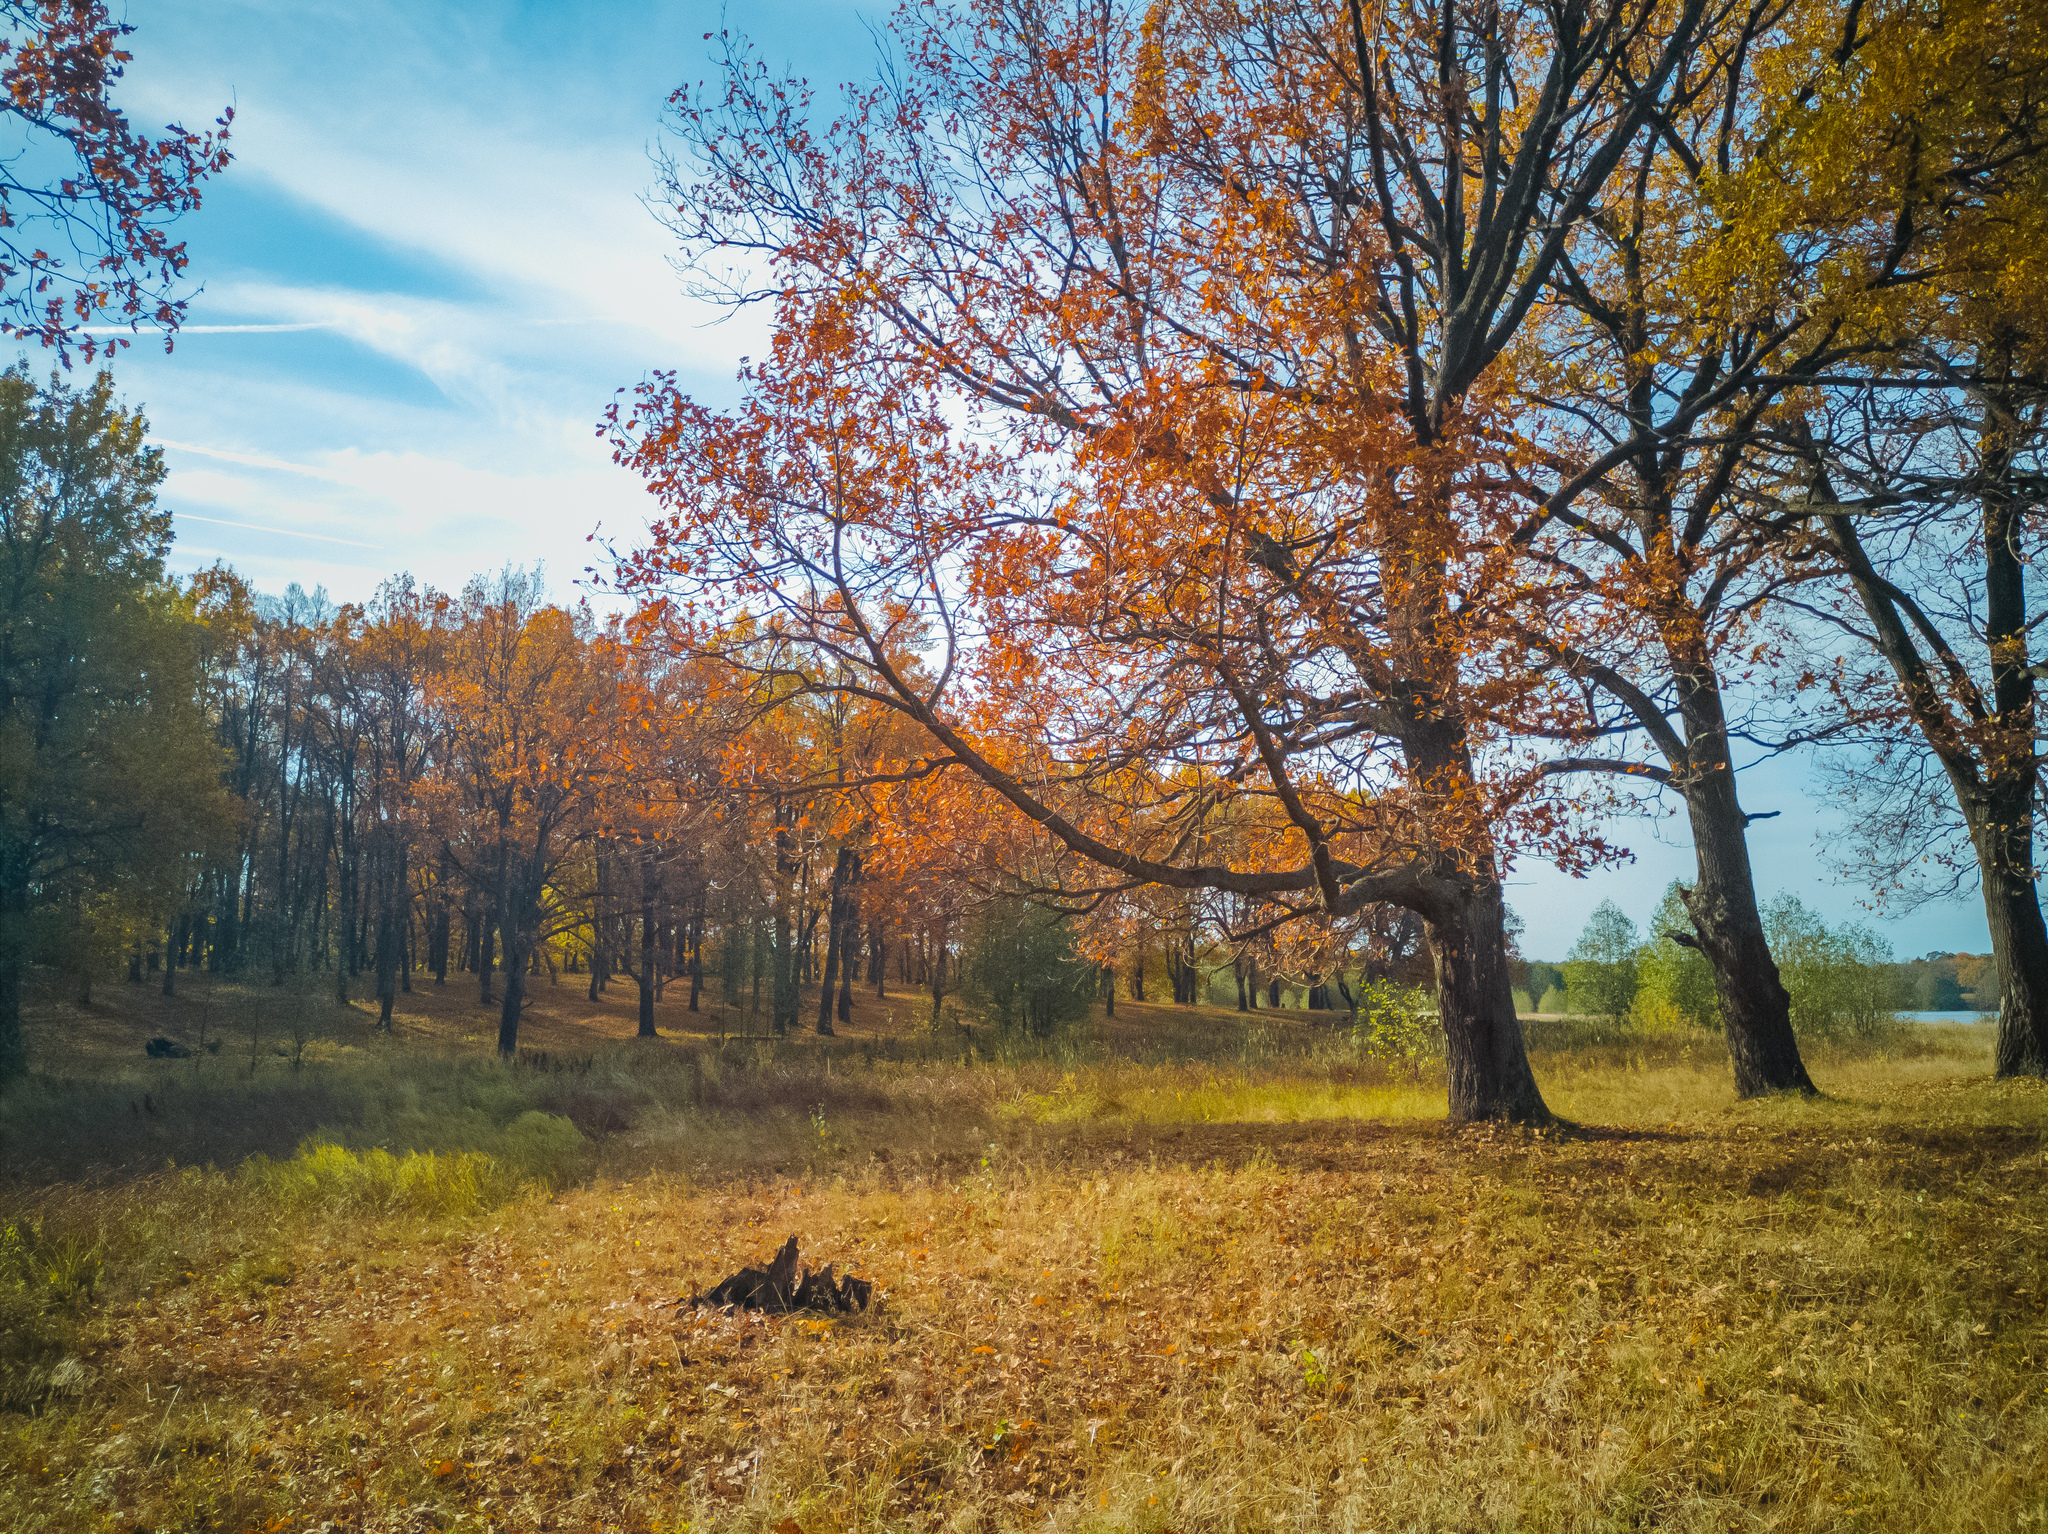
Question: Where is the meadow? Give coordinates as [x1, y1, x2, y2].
[2, 974, 2045, 1533]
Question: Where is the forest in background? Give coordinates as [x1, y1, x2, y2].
[0, 0, 2040, 1137]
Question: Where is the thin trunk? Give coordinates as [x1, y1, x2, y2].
[432, 896, 449, 985]
[638, 848, 658, 1038]
[836, 888, 857, 1024]
[688, 892, 705, 1013]
[162, 914, 184, 997]
[0, 869, 25, 1082]
[816, 848, 855, 1035]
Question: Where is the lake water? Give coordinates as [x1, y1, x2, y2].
[1901, 1010, 1997, 1025]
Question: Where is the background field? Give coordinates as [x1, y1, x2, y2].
[3, 977, 2045, 1533]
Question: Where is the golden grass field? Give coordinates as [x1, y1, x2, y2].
[2, 970, 2045, 1533]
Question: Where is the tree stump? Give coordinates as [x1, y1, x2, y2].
[681, 1235, 874, 1313]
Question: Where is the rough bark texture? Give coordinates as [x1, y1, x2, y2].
[1428, 882, 1550, 1123]
[497, 933, 526, 1055]
[1672, 676, 1815, 1095]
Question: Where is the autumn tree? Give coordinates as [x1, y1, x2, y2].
[0, 2, 231, 357]
[0, 367, 230, 1082]
[433, 571, 612, 1054]
[614, 0, 1737, 1121]
[1748, 0, 2048, 1075]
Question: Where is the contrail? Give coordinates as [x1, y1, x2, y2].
[176, 513, 379, 550]
[81, 321, 340, 335]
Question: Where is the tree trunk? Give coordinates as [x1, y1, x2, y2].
[688, 892, 705, 1013]
[335, 856, 353, 1004]
[375, 903, 399, 1031]
[0, 869, 25, 1083]
[162, 914, 183, 997]
[1235, 957, 1248, 1012]
[816, 848, 855, 1035]
[1677, 763, 1815, 1096]
[432, 897, 449, 985]
[836, 888, 857, 1025]
[1984, 844, 2048, 1075]
[1978, 417, 2048, 1075]
[872, 924, 886, 998]
[498, 930, 526, 1055]
[1102, 962, 1115, 1017]
[638, 848, 658, 1038]
[1427, 881, 1551, 1122]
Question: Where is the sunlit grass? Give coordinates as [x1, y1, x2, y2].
[3, 1000, 2044, 1532]
[1006, 1064, 1442, 1126]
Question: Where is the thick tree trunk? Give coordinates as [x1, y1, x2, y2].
[1427, 881, 1550, 1123]
[1102, 962, 1115, 1017]
[1677, 767, 1815, 1096]
[1977, 424, 2048, 1077]
[1985, 866, 2048, 1075]
[498, 932, 526, 1055]
[432, 898, 450, 985]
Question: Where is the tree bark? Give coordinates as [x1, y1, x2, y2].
[638, 847, 658, 1038]
[836, 885, 858, 1025]
[431, 896, 449, 985]
[498, 929, 526, 1055]
[1428, 881, 1550, 1122]
[688, 891, 705, 1013]
[1676, 752, 1815, 1095]
[816, 848, 853, 1036]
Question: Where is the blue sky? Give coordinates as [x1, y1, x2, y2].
[95, 0, 1993, 962]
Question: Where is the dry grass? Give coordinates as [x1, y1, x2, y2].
[3, 984, 2045, 1533]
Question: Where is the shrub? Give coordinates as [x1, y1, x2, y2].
[1349, 980, 1440, 1061]
[964, 897, 1096, 1040]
